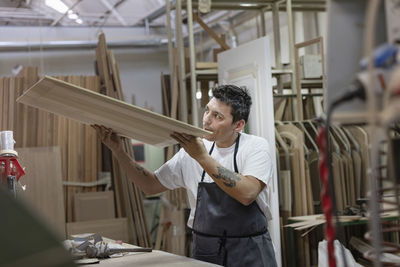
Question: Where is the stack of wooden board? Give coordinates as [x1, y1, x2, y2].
[95, 33, 151, 247]
[158, 51, 189, 256]
[0, 67, 101, 225]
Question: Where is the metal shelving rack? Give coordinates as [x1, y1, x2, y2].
[166, 0, 326, 125]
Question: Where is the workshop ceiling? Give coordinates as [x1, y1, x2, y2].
[0, 0, 167, 27]
[0, 0, 325, 27]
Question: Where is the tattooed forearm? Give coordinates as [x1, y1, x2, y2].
[212, 166, 241, 187]
[135, 165, 148, 176]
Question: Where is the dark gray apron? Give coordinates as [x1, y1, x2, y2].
[192, 135, 277, 267]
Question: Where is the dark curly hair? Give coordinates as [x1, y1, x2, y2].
[211, 85, 252, 123]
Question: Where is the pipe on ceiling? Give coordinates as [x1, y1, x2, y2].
[0, 39, 168, 52]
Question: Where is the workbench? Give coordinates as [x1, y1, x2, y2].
[81, 249, 220, 266]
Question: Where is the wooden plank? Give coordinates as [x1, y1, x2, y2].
[277, 125, 308, 215]
[25, 67, 39, 146]
[161, 73, 170, 117]
[17, 76, 210, 147]
[108, 51, 124, 100]
[96, 33, 115, 96]
[192, 12, 230, 50]
[15, 77, 24, 146]
[171, 49, 179, 120]
[0, 78, 4, 130]
[105, 50, 143, 245]
[112, 156, 137, 244]
[17, 146, 66, 239]
[88, 76, 101, 193]
[8, 78, 13, 130]
[195, 62, 218, 69]
[3, 78, 9, 130]
[304, 162, 314, 214]
[102, 40, 151, 247]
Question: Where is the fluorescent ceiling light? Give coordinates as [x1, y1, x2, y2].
[239, 3, 256, 7]
[45, 0, 69, 14]
[76, 18, 83, 24]
[68, 13, 78, 20]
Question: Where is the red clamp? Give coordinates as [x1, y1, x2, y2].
[0, 156, 26, 181]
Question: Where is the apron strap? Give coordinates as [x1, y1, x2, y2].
[233, 134, 240, 173]
[219, 230, 228, 266]
[201, 134, 241, 182]
[201, 142, 215, 182]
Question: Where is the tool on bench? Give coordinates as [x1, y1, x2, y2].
[85, 241, 152, 258]
[70, 234, 152, 259]
[0, 131, 25, 197]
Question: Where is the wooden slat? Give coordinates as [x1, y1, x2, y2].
[161, 73, 170, 117]
[15, 76, 24, 146]
[96, 33, 115, 96]
[112, 52, 150, 246]
[0, 78, 4, 130]
[96, 38, 147, 246]
[276, 124, 312, 216]
[113, 155, 137, 243]
[3, 78, 9, 130]
[192, 12, 230, 50]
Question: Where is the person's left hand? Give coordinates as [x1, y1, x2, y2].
[171, 132, 208, 162]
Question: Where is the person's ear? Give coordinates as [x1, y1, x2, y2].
[234, 119, 245, 133]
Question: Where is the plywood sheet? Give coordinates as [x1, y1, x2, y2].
[17, 146, 66, 238]
[74, 191, 115, 222]
[66, 218, 129, 242]
[17, 76, 210, 147]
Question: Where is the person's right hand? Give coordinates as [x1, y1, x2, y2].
[91, 124, 122, 154]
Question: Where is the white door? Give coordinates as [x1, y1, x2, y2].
[218, 36, 281, 267]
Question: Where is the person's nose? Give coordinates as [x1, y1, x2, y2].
[203, 112, 211, 126]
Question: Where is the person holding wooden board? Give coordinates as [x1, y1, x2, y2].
[93, 85, 277, 267]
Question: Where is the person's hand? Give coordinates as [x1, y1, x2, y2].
[171, 132, 208, 162]
[91, 124, 121, 154]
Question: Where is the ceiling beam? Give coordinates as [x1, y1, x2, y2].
[134, 0, 175, 26]
[99, 0, 127, 26]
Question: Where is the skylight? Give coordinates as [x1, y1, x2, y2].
[45, 0, 69, 14]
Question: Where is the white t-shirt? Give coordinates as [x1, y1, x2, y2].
[154, 133, 273, 228]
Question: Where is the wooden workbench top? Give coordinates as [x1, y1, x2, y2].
[81, 249, 220, 266]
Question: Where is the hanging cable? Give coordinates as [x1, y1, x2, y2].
[317, 126, 337, 267]
[316, 75, 369, 267]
